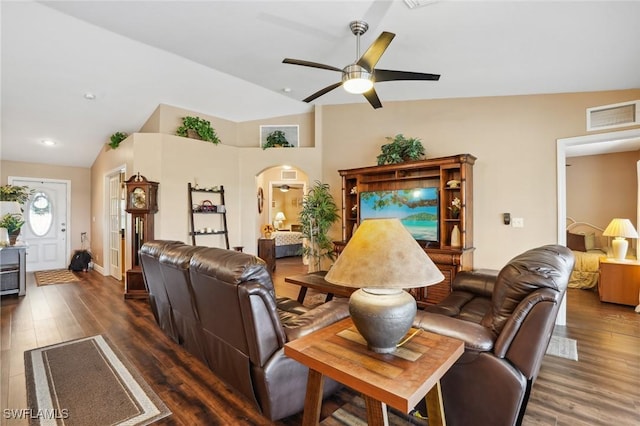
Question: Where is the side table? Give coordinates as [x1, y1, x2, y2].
[258, 238, 276, 272]
[284, 318, 464, 425]
[599, 258, 640, 309]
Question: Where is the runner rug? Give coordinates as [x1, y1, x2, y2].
[34, 269, 79, 286]
[24, 335, 171, 425]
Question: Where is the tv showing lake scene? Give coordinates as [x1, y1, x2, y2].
[359, 187, 439, 243]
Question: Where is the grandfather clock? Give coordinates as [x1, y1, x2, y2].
[124, 172, 158, 299]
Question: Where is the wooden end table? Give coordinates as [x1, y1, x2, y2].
[284, 271, 355, 304]
[284, 318, 464, 425]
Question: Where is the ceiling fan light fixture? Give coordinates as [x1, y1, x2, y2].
[342, 64, 373, 94]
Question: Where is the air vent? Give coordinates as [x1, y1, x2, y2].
[281, 170, 297, 180]
[587, 100, 640, 131]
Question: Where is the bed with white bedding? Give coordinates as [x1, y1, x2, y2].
[273, 231, 304, 258]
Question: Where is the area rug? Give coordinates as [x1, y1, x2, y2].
[322, 395, 426, 426]
[24, 335, 171, 425]
[546, 335, 579, 361]
[34, 269, 79, 286]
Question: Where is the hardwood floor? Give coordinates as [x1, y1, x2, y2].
[1, 257, 638, 425]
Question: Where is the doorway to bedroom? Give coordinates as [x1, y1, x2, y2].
[256, 165, 308, 266]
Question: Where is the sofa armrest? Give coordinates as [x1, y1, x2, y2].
[413, 310, 495, 352]
[282, 298, 350, 341]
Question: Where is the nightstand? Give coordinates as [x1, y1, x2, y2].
[598, 258, 640, 307]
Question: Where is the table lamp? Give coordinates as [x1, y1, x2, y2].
[274, 212, 286, 230]
[325, 218, 444, 353]
[603, 218, 638, 260]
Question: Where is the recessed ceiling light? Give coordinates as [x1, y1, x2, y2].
[84, 92, 96, 100]
[282, 87, 292, 93]
[41, 139, 55, 146]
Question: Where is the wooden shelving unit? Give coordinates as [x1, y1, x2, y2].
[188, 183, 230, 249]
[337, 154, 476, 306]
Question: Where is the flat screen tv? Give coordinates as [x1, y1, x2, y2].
[359, 187, 439, 244]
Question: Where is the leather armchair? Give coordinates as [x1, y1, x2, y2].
[413, 245, 575, 426]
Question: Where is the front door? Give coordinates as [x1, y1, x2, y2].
[10, 178, 69, 271]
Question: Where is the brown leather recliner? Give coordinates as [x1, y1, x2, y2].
[413, 245, 575, 426]
[188, 247, 349, 421]
[139, 241, 350, 421]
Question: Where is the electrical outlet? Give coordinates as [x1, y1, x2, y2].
[512, 217, 524, 228]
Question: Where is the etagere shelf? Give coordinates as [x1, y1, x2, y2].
[188, 183, 230, 249]
[337, 154, 476, 306]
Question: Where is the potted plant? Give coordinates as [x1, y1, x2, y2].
[0, 213, 25, 245]
[262, 130, 293, 149]
[176, 116, 221, 144]
[0, 184, 33, 205]
[376, 134, 425, 165]
[109, 132, 128, 149]
[299, 181, 340, 272]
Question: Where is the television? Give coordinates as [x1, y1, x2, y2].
[359, 187, 439, 244]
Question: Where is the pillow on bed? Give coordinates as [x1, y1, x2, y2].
[584, 232, 596, 251]
[566, 231, 587, 252]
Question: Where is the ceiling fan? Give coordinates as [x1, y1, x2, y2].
[283, 20, 440, 109]
[276, 184, 301, 192]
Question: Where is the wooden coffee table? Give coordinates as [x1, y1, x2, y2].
[284, 318, 464, 425]
[284, 271, 355, 303]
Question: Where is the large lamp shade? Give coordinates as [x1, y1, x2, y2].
[603, 218, 638, 260]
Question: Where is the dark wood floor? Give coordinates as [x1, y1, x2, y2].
[1, 257, 639, 425]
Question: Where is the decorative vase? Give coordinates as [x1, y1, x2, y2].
[8, 230, 20, 246]
[451, 210, 460, 219]
[451, 225, 461, 247]
[186, 129, 202, 140]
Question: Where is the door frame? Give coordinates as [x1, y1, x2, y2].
[556, 127, 640, 325]
[103, 165, 126, 279]
[8, 176, 71, 271]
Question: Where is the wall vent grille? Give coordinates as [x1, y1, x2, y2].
[281, 170, 297, 180]
[587, 100, 639, 131]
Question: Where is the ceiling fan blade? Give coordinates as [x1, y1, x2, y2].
[363, 87, 383, 109]
[302, 82, 344, 103]
[283, 58, 342, 73]
[356, 31, 395, 72]
[374, 69, 441, 82]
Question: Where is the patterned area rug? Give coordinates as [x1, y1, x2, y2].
[24, 335, 171, 425]
[546, 335, 579, 361]
[34, 269, 79, 286]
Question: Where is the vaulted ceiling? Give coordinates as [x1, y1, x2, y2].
[2, 1, 639, 167]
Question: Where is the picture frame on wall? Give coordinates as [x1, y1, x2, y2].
[259, 125, 299, 148]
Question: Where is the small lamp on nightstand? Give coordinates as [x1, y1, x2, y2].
[603, 218, 638, 261]
[274, 212, 286, 230]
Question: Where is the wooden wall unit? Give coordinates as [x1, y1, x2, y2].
[338, 154, 476, 306]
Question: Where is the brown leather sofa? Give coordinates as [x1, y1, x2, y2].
[139, 241, 349, 421]
[413, 245, 575, 426]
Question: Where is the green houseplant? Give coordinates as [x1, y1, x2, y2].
[262, 130, 293, 149]
[0, 213, 25, 244]
[0, 185, 33, 205]
[109, 132, 128, 149]
[376, 134, 425, 165]
[176, 116, 221, 144]
[299, 181, 340, 272]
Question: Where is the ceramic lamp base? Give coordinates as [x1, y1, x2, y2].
[611, 237, 628, 260]
[348, 288, 417, 354]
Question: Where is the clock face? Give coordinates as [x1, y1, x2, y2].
[132, 187, 146, 209]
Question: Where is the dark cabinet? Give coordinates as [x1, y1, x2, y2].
[258, 238, 276, 272]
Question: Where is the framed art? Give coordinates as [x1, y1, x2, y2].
[259, 125, 299, 148]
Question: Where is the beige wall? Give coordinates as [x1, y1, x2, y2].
[83, 88, 640, 273]
[1, 160, 91, 257]
[566, 151, 639, 229]
[321, 89, 640, 268]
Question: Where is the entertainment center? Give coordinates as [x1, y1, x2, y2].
[337, 154, 475, 306]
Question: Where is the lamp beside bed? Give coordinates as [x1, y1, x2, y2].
[603, 218, 638, 261]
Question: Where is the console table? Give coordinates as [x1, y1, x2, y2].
[0, 246, 26, 296]
[284, 318, 464, 425]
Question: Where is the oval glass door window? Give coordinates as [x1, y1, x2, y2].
[29, 192, 53, 236]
